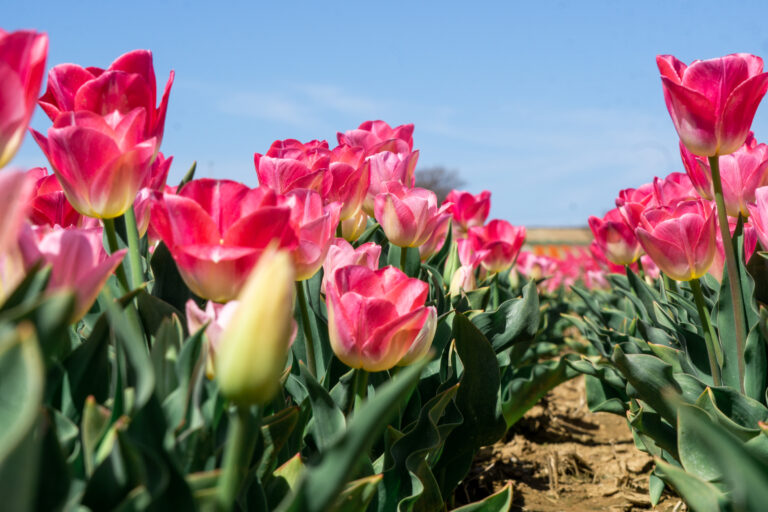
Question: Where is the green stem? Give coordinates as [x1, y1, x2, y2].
[123, 206, 145, 290]
[295, 281, 317, 377]
[690, 279, 722, 386]
[636, 258, 645, 280]
[102, 218, 130, 292]
[216, 406, 257, 512]
[490, 273, 500, 310]
[353, 369, 369, 413]
[709, 155, 747, 393]
[400, 246, 408, 272]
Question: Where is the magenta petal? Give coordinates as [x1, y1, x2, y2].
[660, 77, 718, 156]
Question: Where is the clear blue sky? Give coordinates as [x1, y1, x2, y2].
[8, 1, 768, 226]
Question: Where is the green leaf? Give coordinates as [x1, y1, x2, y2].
[382, 384, 459, 511]
[471, 280, 540, 352]
[277, 359, 428, 512]
[654, 458, 724, 512]
[501, 358, 578, 427]
[433, 313, 506, 499]
[677, 404, 723, 481]
[330, 474, 382, 512]
[300, 363, 346, 450]
[450, 482, 512, 511]
[176, 160, 197, 193]
[0, 325, 44, 512]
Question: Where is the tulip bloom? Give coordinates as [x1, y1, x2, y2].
[652, 172, 698, 207]
[418, 213, 452, 261]
[215, 249, 295, 405]
[254, 139, 331, 196]
[32, 109, 158, 219]
[657, 53, 768, 156]
[635, 199, 717, 281]
[186, 299, 240, 378]
[26, 167, 99, 228]
[280, 189, 341, 281]
[340, 209, 369, 241]
[151, 179, 298, 302]
[337, 120, 414, 156]
[321, 238, 381, 293]
[466, 220, 526, 273]
[374, 182, 451, 248]
[444, 189, 491, 237]
[588, 208, 642, 266]
[747, 186, 768, 252]
[362, 150, 419, 215]
[326, 265, 436, 372]
[0, 29, 47, 168]
[327, 144, 369, 220]
[18, 226, 126, 321]
[615, 182, 657, 231]
[0, 170, 34, 256]
[680, 134, 768, 217]
[39, 49, 173, 144]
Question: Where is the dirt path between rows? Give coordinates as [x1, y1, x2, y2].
[456, 376, 686, 511]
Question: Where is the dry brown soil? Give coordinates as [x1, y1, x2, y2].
[455, 376, 686, 511]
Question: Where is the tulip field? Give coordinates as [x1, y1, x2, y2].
[6, 25, 768, 512]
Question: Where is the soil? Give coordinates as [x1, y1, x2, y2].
[455, 376, 685, 511]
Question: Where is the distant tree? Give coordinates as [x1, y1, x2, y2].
[415, 166, 465, 204]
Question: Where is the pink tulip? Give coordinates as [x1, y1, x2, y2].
[337, 120, 414, 156]
[746, 186, 768, 253]
[374, 182, 452, 248]
[444, 189, 491, 237]
[449, 265, 476, 296]
[0, 29, 47, 168]
[39, 49, 173, 144]
[0, 170, 34, 258]
[327, 144, 369, 220]
[32, 109, 157, 219]
[326, 264, 436, 371]
[615, 182, 657, 231]
[680, 134, 768, 217]
[133, 152, 173, 236]
[186, 299, 239, 377]
[657, 53, 768, 156]
[589, 240, 626, 274]
[588, 208, 642, 265]
[254, 139, 331, 196]
[321, 238, 381, 293]
[635, 199, 717, 281]
[362, 150, 419, 215]
[418, 211, 452, 261]
[465, 220, 526, 273]
[279, 189, 341, 281]
[18, 226, 126, 321]
[26, 167, 99, 228]
[652, 172, 698, 207]
[150, 179, 298, 302]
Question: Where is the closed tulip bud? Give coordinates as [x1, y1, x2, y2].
[215, 249, 295, 405]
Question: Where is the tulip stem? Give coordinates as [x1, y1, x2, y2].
[353, 369, 369, 413]
[123, 206, 145, 290]
[216, 406, 259, 512]
[636, 258, 645, 281]
[400, 246, 408, 272]
[102, 218, 130, 292]
[490, 273, 500, 310]
[295, 281, 317, 377]
[690, 278, 723, 386]
[709, 155, 747, 393]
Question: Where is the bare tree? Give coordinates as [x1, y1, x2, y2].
[415, 166, 466, 204]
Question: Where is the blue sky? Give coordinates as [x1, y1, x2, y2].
[8, 1, 768, 226]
